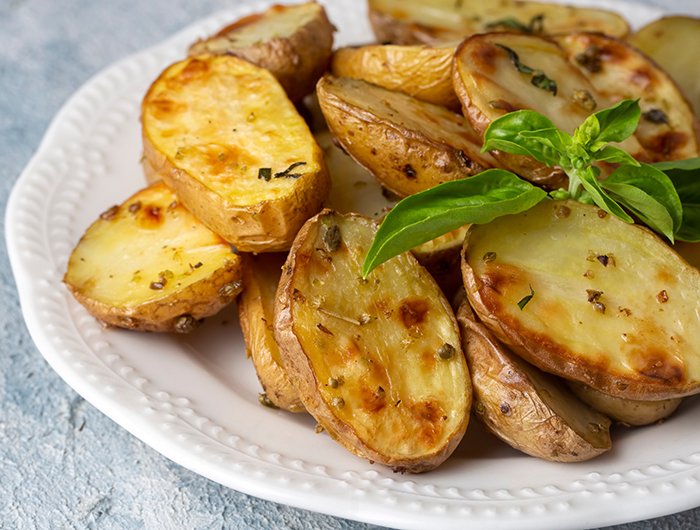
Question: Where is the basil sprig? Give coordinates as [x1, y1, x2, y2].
[362, 99, 700, 277]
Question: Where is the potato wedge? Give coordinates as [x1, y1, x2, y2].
[238, 253, 304, 413]
[567, 381, 681, 427]
[629, 16, 700, 118]
[457, 302, 611, 462]
[275, 210, 471, 472]
[369, 0, 629, 45]
[453, 32, 646, 188]
[331, 42, 460, 109]
[317, 75, 493, 197]
[142, 55, 330, 252]
[412, 225, 470, 297]
[188, 2, 334, 102]
[64, 182, 242, 332]
[462, 199, 700, 400]
[556, 32, 700, 161]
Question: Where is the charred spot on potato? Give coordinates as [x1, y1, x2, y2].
[642, 108, 670, 125]
[575, 45, 602, 73]
[657, 290, 669, 303]
[100, 205, 119, 221]
[128, 201, 142, 214]
[317, 323, 334, 335]
[332, 396, 346, 408]
[648, 131, 689, 157]
[499, 402, 512, 415]
[554, 205, 571, 219]
[629, 350, 685, 385]
[402, 164, 417, 179]
[398, 298, 429, 328]
[218, 280, 242, 297]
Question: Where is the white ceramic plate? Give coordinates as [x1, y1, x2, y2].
[8, 1, 700, 528]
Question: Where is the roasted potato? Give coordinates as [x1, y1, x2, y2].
[369, 0, 629, 45]
[462, 199, 700, 400]
[188, 2, 334, 102]
[317, 75, 493, 198]
[238, 253, 304, 413]
[64, 182, 242, 332]
[556, 32, 700, 161]
[457, 302, 611, 462]
[453, 32, 647, 188]
[331, 42, 460, 109]
[567, 381, 681, 427]
[275, 210, 471, 472]
[629, 16, 700, 118]
[412, 225, 470, 297]
[142, 55, 330, 252]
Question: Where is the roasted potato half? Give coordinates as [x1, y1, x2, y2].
[369, 0, 629, 45]
[188, 2, 334, 102]
[317, 75, 493, 198]
[238, 253, 304, 413]
[412, 225, 470, 297]
[567, 381, 681, 427]
[453, 32, 646, 188]
[275, 210, 471, 472]
[457, 302, 611, 462]
[556, 32, 700, 161]
[462, 199, 700, 400]
[629, 16, 700, 118]
[331, 42, 460, 109]
[142, 55, 330, 252]
[64, 182, 242, 332]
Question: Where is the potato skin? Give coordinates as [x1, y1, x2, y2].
[142, 55, 330, 252]
[317, 75, 492, 197]
[275, 210, 470, 472]
[461, 200, 700, 400]
[238, 253, 304, 413]
[64, 182, 242, 333]
[189, 3, 334, 102]
[331, 43, 460, 109]
[457, 302, 611, 462]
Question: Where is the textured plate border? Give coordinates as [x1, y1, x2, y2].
[9, 1, 700, 529]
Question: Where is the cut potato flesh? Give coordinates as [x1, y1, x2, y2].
[457, 302, 611, 462]
[556, 32, 699, 161]
[462, 200, 700, 400]
[567, 381, 681, 427]
[317, 75, 493, 197]
[142, 55, 330, 252]
[64, 182, 242, 332]
[275, 210, 471, 472]
[189, 2, 334, 102]
[369, 0, 629, 45]
[629, 16, 700, 118]
[238, 253, 304, 413]
[453, 33, 647, 188]
[331, 42, 461, 109]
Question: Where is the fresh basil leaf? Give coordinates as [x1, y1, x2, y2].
[593, 145, 641, 167]
[576, 99, 641, 151]
[483, 110, 562, 166]
[602, 183, 675, 241]
[603, 164, 682, 236]
[576, 168, 634, 223]
[362, 170, 548, 277]
[518, 128, 573, 155]
[655, 166, 700, 242]
[653, 157, 700, 173]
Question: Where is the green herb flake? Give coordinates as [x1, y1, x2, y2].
[274, 161, 307, 179]
[486, 14, 544, 34]
[258, 167, 272, 181]
[517, 285, 535, 310]
[496, 44, 556, 95]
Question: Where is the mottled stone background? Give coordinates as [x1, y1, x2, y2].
[2, 0, 700, 528]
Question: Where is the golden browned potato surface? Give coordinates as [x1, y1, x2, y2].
[462, 200, 700, 400]
[369, 0, 629, 44]
[629, 16, 700, 118]
[457, 303, 611, 462]
[189, 2, 334, 102]
[453, 32, 647, 188]
[238, 253, 305, 413]
[275, 210, 471, 472]
[142, 55, 330, 252]
[331, 42, 460, 109]
[317, 75, 492, 197]
[556, 32, 699, 161]
[64, 182, 242, 332]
